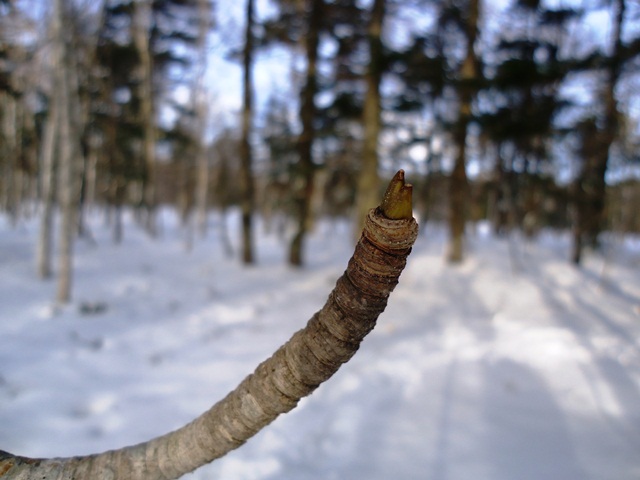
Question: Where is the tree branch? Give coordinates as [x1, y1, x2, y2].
[0, 170, 418, 480]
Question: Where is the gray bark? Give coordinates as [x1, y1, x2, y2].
[36, 92, 58, 280]
[52, 0, 81, 303]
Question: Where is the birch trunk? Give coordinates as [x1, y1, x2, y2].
[0, 171, 418, 480]
[36, 92, 59, 280]
[52, 0, 81, 303]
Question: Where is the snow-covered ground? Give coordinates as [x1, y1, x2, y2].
[1, 209, 639, 480]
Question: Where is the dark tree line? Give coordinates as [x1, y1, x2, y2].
[0, 0, 639, 300]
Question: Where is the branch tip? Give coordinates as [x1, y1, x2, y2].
[379, 170, 413, 220]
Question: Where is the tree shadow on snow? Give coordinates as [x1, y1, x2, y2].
[482, 358, 587, 480]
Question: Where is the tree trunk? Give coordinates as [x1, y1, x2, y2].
[593, 0, 624, 242]
[571, 0, 624, 264]
[0, 172, 418, 480]
[194, 0, 211, 239]
[240, 0, 256, 264]
[0, 94, 32, 222]
[132, 0, 157, 236]
[0, 93, 18, 220]
[289, 0, 323, 267]
[571, 119, 610, 265]
[571, 212, 583, 265]
[36, 92, 59, 280]
[447, 0, 480, 264]
[52, 0, 82, 304]
[354, 0, 385, 236]
[194, 142, 210, 238]
[448, 141, 468, 263]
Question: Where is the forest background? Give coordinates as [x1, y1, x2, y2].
[0, 0, 639, 303]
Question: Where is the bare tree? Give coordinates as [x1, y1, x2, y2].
[0, 171, 417, 480]
[51, 0, 83, 303]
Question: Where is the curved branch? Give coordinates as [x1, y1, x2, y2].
[0, 171, 419, 480]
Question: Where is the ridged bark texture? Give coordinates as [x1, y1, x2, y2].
[0, 203, 418, 480]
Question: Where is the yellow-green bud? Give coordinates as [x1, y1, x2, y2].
[379, 169, 413, 220]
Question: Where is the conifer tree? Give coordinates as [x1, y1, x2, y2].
[571, 0, 637, 263]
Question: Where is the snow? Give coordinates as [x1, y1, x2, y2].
[1, 209, 639, 480]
